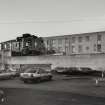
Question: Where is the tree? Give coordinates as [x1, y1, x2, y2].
[35, 37, 46, 54]
[15, 33, 47, 56]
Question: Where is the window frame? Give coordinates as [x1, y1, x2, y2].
[78, 37, 82, 43]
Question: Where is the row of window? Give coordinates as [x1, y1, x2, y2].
[72, 34, 102, 43]
[0, 43, 11, 50]
[71, 36, 90, 43]
[71, 44, 102, 53]
[48, 43, 102, 54]
[47, 35, 91, 46]
[47, 39, 69, 47]
[47, 35, 102, 45]
[46, 34, 102, 54]
[0, 41, 36, 51]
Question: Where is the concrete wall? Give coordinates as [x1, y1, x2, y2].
[6, 54, 105, 70]
[7, 64, 52, 72]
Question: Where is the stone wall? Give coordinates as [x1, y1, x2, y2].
[5, 54, 105, 70]
[5, 64, 52, 72]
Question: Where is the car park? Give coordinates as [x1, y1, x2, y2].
[20, 68, 53, 83]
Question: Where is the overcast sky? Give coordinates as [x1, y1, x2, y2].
[0, 0, 105, 42]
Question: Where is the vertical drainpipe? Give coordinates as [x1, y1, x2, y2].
[21, 38, 24, 56]
[1, 44, 4, 70]
[9, 41, 12, 70]
[64, 38, 66, 55]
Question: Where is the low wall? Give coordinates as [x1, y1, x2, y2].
[2, 64, 52, 72]
[5, 54, 105, 70]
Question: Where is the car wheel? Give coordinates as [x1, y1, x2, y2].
[36, 78, 41, 83]
[48, 76, 52, 81]
[24, 80, 28, 83]
[0, 97, 6, 103]
[10, 76, 14, 79]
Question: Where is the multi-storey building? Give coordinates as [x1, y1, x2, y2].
[43, 31, 105, 55]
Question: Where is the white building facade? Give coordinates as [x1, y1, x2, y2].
[44, 31, 105, 55]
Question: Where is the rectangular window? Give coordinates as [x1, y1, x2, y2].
[78, 37, 82, 43]
[97, 35, 101, 41]
[78, 45, 82, 53]
[58, 39, 62, 45]
[26, 42, 28, 46]
[4, 44, 7, 49]
[65, 38, 70, 47]
[58, 47, 62, 52]
[65, 38, 69, 44]
[0, 44, 1, 50]
[86, 46, 89, 51]
[94, 44, 97, 51]
[35, 42, 37, 47]
[6, 43, 10, 50]
[15, 43, 18, 47]
[52, 40, 55, 44]
[47, 40, 51, 46]
[85, 36, 90, 41]
[47, 40, 49, 45]
[52, 40, 57, 49]
[1, 44, 4, 50]
[52, 39, 57, 46]
[72, 37, 76, 43]
[71, 45, 75, 53]
[65, 46, 69, 53]
[97, 44, 101, 52]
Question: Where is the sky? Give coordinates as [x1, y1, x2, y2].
[0, 0, 105, 42]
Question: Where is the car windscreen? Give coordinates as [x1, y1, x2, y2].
[25, 69, 37, 73]
[80, 67, 92, 71]
[0, 70, 6, 73]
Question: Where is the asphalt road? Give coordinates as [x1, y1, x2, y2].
[0, 75, 105, 105]
[1, 88, 105, 105]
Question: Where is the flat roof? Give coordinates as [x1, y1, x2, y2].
[43, 30, 105, 39]
[0, 39, 16, 44]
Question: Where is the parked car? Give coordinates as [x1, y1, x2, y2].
[20, 68, 53, 83]
[7, 68, 20, 77]
[7, 69, 20, 77]
[52, 67, 67, 74]
[0, 70, 17, 80]
[53, 67, 80, 75]
[53, 67, 95, 75]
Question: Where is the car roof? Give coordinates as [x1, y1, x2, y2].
[25, 68, 45, 72]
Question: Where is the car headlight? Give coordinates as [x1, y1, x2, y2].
[1, 98, 4, 102]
